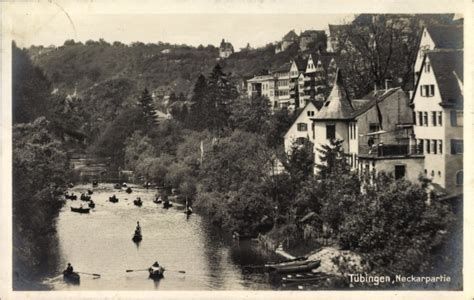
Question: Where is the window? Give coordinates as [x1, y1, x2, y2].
[431, 112, 437, 126]
[456, 170, 463, 186]
[369, 123, 380, 133]
[417, 139, 424, 154]
[413, 112, 417, 125]
[451, 139, 463, 154]
[425, 139, 431, 154]
[438, 140, 443, 154]
[296, 137, 307, 145]
[418, 112, 423, 126]
[297, 123, 308, 131]
[420, 85, 435, 97]
[450, 111, 463, 127]
[307, 111, 315, 117]
[432, 140, 437, 154]
[423, 112, 428, 126]
[431, 170, 435, 177]
[395, 165, 406, 180]
[424, 62, 431, 73]
[326, 124, 336, 139]
[438, 111, 443, 126]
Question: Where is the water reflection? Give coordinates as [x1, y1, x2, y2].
[45, 184, 279, 290]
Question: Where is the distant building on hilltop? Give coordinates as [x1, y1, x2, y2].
[299, 30, 327, 51]
[219, 39, 234, 58]
[275, 30, 299, 53]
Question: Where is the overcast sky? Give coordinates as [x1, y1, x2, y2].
[12, 13, 353, 49]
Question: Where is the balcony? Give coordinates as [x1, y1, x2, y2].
[358, 144, 422, 158]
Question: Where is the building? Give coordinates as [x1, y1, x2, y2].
[284, 101, 319, 153]
[411, 49, 463, 195]
[275, 30, 299, 53]
[219, 39, 234, 58]
[246, 74, 278, 110]
[311, 70, 423, 182]
[413, 25, 463, 84]
[299, 30, 327, 51]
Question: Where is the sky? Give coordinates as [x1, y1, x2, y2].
[11, 12, 354, 50]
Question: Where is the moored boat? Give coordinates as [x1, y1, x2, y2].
[270, 260, 321, 273]
[71, 206, 90, 214]
[63, 271, 80, 284]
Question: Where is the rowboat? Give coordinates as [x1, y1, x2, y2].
[163, 201, 173, 209]
[267, 260, 321, 273]
[114, 183, 121, 189]
[88, 201, 95, 209]
[153, 197, 162, 204]
[148, 266, 165, 280]
[63, 271, 80, 284]
[109, 196, 118, 203]
[132, 232, 142, 242]
[71, 207, 90, 214]
[126, 187, 133, 194]
[133, 199, 143, 207]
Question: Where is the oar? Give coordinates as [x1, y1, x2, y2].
[126, 269, 149, 272]
[77, 271, 101, 277]
[164, 269, 186, 274]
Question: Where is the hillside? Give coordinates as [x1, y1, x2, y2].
[26, 40, 300, 99]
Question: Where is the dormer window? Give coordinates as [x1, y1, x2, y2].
[424, 62, 431, 73]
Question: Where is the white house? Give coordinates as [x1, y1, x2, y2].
[284, 101, 319, 153]
[411, 49, 463, 195]
[413, 25, 463, 84]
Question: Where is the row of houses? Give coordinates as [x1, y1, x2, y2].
[284, 22, 463, 198]
[247, 50, 339, 111]
[274, 29, 327, 53]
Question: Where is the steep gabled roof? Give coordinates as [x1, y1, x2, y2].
[352, 88, 402, 118]
[426, 49, 463, 107]
[293, 57, 307, 72]
[272, 62, 292, 73]
[427, 25, 463, 49]
[313, 69, 354, 121]
[283, 30, 298, 41]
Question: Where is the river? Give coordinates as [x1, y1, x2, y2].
[44, 184, 281, 290]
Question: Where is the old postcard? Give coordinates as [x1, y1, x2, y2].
[0, 0, 472, 299]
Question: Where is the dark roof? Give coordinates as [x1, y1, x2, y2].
[282, 30, 298, 41]
[300, 30, 325, 37]
[314, 69, 354, 120]
[293, 57, 307, 71]
[272, 62, 292, 73]
[427, 25, 463, 49]
[426, 49, 463, 106]
[351, 88, 402, 118]
[351, 99, 372, 110]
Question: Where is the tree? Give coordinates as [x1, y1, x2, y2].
[13, 117, 70, 284]
[265, 108, 297, 149]
[187, 74, 208, 130]
[229, 94, 271, 134]
[137, 88, 157, 132]
[124, 131, 156, 170]
[204, 64, 239, 135]
[12, 42, 52, 124]
[315, 138, 350, 178]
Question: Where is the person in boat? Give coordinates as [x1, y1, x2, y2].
[136, 221, 141, 232]
[65, 263, 74, 275]
[149, 261, 160, 272]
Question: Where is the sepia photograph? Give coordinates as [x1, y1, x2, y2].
[0, 0, 471, 299]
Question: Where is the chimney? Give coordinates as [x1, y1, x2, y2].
[385, 78, 393, 91]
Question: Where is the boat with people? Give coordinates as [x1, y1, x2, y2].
[87, 189, 93, 195]
[114, 183, 121, 189]
[126, 187, 133, 194]
[163, 201, 173, 209]
[148, 261, 165, 280]
[92, 180, 98, 187]
[80, 193, 91, 201]
[71, 206, 90, 214]
[133, 197, 143, 207]
[63, 263, 80, 284]
[65, 192, 77, 200]
[109, 195, 119, 203]
[153, 196, 162, 204]
[88, 200, 95, 209]
[132, 231, 142, 242]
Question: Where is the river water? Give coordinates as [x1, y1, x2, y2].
[45, 184, 280, 290]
